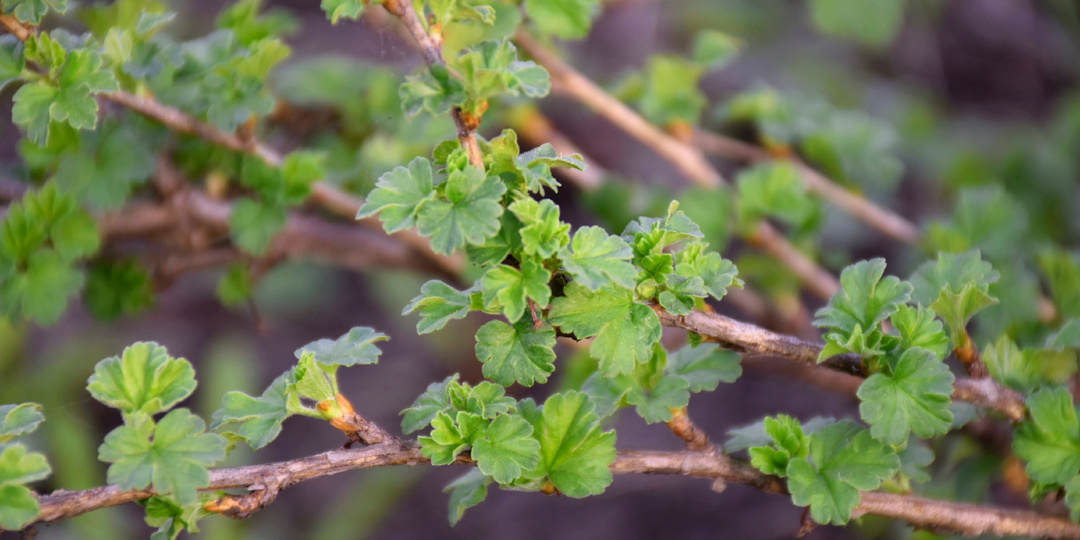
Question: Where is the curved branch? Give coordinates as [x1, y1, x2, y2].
[25, 442, 1080, 538]
[652, 305, 1027, 421]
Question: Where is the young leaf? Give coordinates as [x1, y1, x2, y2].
[725, 416, 835, 453]
[416, 165, 506, 255]
[142, 495, 208, 540]
[399, 64, 466, 118]
[0, 443, 51, 530]
[0, 36, 26, 91]
[1013, 387, 1080, 485]
[471, 414, 540, 483]
[466, 212, 524, 268]
[522, 392, 616, 497]
[857, 347, 954, 446]
[786, 421, 900, 525]
[445, 469, 491, 525]
[889, 304, 949, 360]
[523, 0, 600, 39]
[320, 0, 364, 24]
[87, 342, 197, 420]
[657, 275, 707, 316]
[748, 415, 809, 476]
[419, 411, 486, 465]
[474, 319, 557, 387]
[0, 249, 84, 325]
[85, 259, 155, 321]
[736, 162, 819, 232]
[294, 326, 388, 367]
[98, 408, 227, 505]
[559, 226, 637, 290]
[401, 375, 457, 435]
[814, 258, 912, 360]
[548, 282, 662, 376]
[676, 244, 742, 301]
[666, 343, 742, 392]
[356, 157, 436, 233]
[625, 375, 690, 423]
[508, 198, 570, 259]
[481, 259, 552, 323]
[211, 371, 293, 450]
[909, 250, 999, 342]
[229, 198, 286, 255]
[0, 403, 45, 443]
[403, 280, 478, 334]
[809, 0, 903, 47]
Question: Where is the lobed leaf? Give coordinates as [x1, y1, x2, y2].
[0, 403, 45, 444]
[559, 226, 637, 290]
[87, 342, 196, 420]
[475, 319, 557, 387]
[403, 280, 478, 334]
[548, 282, 661, 376]
[416, 165, 505, 255]
[294, 326, 387, 367]
[211, 371, 293, 450]
[1013, 387, 1080, 486]
[471, 414, 540, 483]
[521, 392, 616, 497]
[356, 157, 437, 233]
[857, 347, 954, 445]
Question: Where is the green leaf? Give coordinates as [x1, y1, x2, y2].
[693, 30, 740, 68]
[0, 249, 83, 325]
[3, 0, 67, 24]
[857, 347, 954, 446]
[548, 282, 662, 376]
[294, 327, 387, 367]
[814, 258, 912, 360]
[211, 371, 292, 450]
[1013, 387, 1080, 485]
[416, 165, 506, 255]
[229, 198, 286, 255]
[1066, 477, 1080, 522]
[0, 36, 26, 91]
[399, 64, 466, 118]
[889, 304, 949, 360]
[472, 414, 540, 483]
[725, 416, 834, 453]
[625, 375, 690, 423]
[0, 444, 51, 530]
[666, 343, 742, 392]
[451, 40, 550, 116]
[809, 0, 903, 47]
[85, 259, 155, 321]
[675, 243, 742, 301]
[430, 0, 495, 25]
[658, 274, 707, 316]
[910, 250, 999, 342]
[98, 408, 226, 505]
[736, 161, 819, 232]
[559, 226, 636, 290]
[523, 0, 599, 39]
[142, 495, 208, 540]
[356, 157, 436, 232]
[786, 421, 900, 524]
[279, 150, 324, 205]
[444, 469, 491, 525]
[403, 280, 478, 334]
[215, 263, 252, 308]
[481, 259, 552, 323]
[289, 352, 339, 404]
[401, 375, 457, 435]
[475, 319, 556, 387]
[508, 198, 570, 259]
[12, 82, 58, 146]
[320, 0, 364, 24]
[748, 415, 809, 476]
[419, 411, 486, 465]
[0, 404, 44, 443]
[523, 391, 616, 497]
[87, 342, 196, 420]
[639, 55, 707, 126]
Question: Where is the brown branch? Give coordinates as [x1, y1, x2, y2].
[695, 130, 922, 246]
[25, 443, 1080, 538]
[513, 31, 841, 300]
[651, 305, 1028, 421]
[0, 15, 33, 42]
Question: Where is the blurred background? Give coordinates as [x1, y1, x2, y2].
[3, 0, 1080, 538]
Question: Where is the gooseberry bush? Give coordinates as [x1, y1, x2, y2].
[1, 0, 1079, 538]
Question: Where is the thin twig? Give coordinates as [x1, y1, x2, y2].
[651, 305, 1028, 421]
[695, 130, 922, 245]
[22, 443, 1080, 538]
